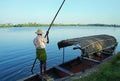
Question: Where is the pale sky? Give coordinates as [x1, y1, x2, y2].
[0, 0, 120, 24]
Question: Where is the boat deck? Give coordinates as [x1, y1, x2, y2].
[59, 53, 110, 74]
[21, 53, 112, 81]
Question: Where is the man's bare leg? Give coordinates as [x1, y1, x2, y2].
[43, 61, 47, 76]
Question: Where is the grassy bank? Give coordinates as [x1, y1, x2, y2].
[73, 52, 120, 81]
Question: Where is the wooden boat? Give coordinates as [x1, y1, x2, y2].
[18, 34, 118, 81]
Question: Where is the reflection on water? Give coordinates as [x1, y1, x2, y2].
[0, 26, 120, 81]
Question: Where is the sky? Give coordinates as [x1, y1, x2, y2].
[0, 0, 120, 24]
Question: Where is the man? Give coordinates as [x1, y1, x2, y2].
[33, 29, 49, 76]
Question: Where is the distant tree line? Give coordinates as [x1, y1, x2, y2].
[86, 24, 120, 27]
[0, 23, 13, 27]
[0, 23, 120, 27]
[13, 23, 43, 27]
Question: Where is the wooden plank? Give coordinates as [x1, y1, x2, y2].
[83, 57, 100, 63]
[54, 66, 73, 76]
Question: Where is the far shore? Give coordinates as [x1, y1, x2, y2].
[0, 23, 120, 27]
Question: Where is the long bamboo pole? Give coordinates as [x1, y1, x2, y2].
[31, 0, 66, 74]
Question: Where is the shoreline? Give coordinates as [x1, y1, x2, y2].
[0, 23, 120, 27]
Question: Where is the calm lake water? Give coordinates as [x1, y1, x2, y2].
[0, 26, 120, 81]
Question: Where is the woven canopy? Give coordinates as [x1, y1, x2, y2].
[58, 34, 117, 54]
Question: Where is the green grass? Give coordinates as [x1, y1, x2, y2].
[73, 52, 120, 81]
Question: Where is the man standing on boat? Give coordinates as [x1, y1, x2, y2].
[33, 29, 49, 76]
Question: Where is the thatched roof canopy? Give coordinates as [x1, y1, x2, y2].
[58, 34, 117, 54]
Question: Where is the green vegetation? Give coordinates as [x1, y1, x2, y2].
[0, 23, 13, 27]
[0, 23, 120, 27]
[0, 23, 43, 27]
[73, 52, 120, 81]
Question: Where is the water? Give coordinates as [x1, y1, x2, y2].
[0, 26, 120, 81]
